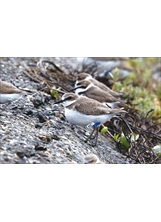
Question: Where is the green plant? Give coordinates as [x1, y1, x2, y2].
[113, 58, 161, 122]
[114, 133, 139, 150]
[50, 89, 59, 99]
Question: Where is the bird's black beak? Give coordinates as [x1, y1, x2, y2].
[70, 85, 85, 92]
[54, 99, 64, 104]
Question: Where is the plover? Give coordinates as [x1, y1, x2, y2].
[83, 154, 104, 164]
[0, 80, 29, 104]
[95, 72, 114, 89]
[73, 80, 124, 108]
[76, 73, 122, 97]
[55, 93, 126, 145]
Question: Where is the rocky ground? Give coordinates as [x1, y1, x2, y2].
[0, 57, 139, 164]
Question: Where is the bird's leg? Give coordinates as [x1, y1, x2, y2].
[92, 127, 99, 146]
[90, 122, 101, 140]
[85, 125, 100, 146]
[85, 127, 96, 142]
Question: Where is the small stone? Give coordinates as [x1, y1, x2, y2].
[35, 123, 43, 128]
[16, 152, 25, 158]
[36, 112, 47, 123]
[52, 134, 60, 140]
[23, 108, 33, 115]
[54, 111, 61, 117]
[35, 144, 47, 151]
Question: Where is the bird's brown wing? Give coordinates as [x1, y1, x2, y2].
[70, 97, 111, 116]
[85, 87, 118, 103]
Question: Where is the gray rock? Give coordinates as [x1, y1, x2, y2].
[0, 57, 135, 164]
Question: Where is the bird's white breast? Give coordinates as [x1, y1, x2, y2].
[0, 93, 23, 104]
[65, 108, 114, 127]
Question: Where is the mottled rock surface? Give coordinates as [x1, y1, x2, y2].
[0, 57, 134, 164]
